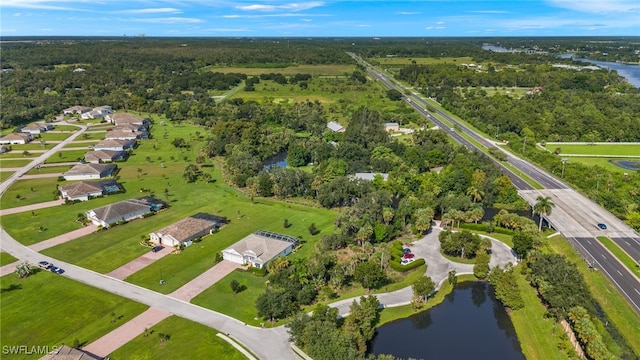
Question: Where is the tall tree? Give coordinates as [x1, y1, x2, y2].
[533, 196, 555, 231]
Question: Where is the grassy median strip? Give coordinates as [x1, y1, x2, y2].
[548, 235, 640, 355]
[0, 252, 18, 266]
[596, 236, 640, 278]
[109, 316, 246, 360]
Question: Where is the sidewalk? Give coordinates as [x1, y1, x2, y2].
[0, 261, 19, 276]
[83, 307, 172, 357]
[0, 199, 65, 216]
[106, 246, 173, 280]
[28, 225, 97, 252]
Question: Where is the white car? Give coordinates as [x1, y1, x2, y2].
[401, 258, 415, 265]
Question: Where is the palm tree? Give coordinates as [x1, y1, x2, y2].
[533, 196, 555, 231]
[466, 186, 484, 203]
[15, 262, 32, 278]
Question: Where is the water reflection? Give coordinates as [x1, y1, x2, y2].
[369, 282, 524, 360]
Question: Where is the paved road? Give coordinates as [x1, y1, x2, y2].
[349, 52, 640, 314]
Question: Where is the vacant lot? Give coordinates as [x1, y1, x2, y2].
[45, 150, 87, 163]
[0, 177, 60, 210]
[0, 271, 147, 357]
[109, 315, 245, 360]
[546, 143, 640, 156]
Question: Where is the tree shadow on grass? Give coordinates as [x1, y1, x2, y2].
[0, 283, 23, 294]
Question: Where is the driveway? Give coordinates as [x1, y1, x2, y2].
[170, 260, 243, 302]
[0, 199, 65, 216]
[28, 225, 97, 252]
[106, 246, 173, 280]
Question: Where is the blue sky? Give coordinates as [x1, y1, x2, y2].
[1, 0, 639, 37]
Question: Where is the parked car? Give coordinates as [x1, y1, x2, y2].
[403, 253, 415, 259]
[38, 261, 49, 269]
[401, 258, 415, 265]
[50, 266, 64, 274]
[402, 247, 412, 254]
[151, 245, 164, 253]
[597, 223, 607, 230]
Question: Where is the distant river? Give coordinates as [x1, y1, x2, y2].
[368, 281, 524, 360]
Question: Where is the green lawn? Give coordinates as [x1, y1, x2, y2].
[597, 236, 640, 278]
[546, 143, 640, 156]
[25, 165, 72, 175]
[6, 143, 53, 151]
[510, 269, 573, 360]
[0, 177, 60, 210]
[561, 157, 630, 173]
[38, 132, 73, 141]
[0, 271, 147, 358]
[548, 235, 640, 355]
[0, 159, 33, 168]
[191, 269, 270, 327]
[64, 141, 99, 148]
[1, 151, 39, 158]
[0, 172, 15, 181]
[0, 252, 18, 266]
[51, 125, 81, 131]
[45, 150, 87, 163]
[109, 316, 246, 360]
[76, 131, 107, 140]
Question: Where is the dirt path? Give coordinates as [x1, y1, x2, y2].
[83, 307, 172, 357]
[169, 260, 243, 301]
[106, 246, 173, 280]
[0, 199, 65, 216]
[28, 225, 97, 252]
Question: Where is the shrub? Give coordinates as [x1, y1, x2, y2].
[389, 258, 425, 272]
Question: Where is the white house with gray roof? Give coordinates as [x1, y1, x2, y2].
[86, 197, 164, 228]
[222, 230, 299, 269]
[63, 163, 117, 181]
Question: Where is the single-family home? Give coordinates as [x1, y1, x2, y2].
[21, 122, 53, 134]
[222, 230, 299, 269]
[326, 121, 345, 133]
[106, 113, 150, 127]
[63, 163, 117, 181]
[84, 150, 128, 164]
[0, 133, 34, 145]
[93, 139, 136, 152]
[104, 130, 146, 141]
[86, 196, 165, 228]
[384, 122, 400, 132]
[40, 344, 101, 360]
[353, 172, 389, 181]
[63, 106, 91, 115]
[149, 213, 227, 248]
[81, 105, 113, 120]
[58, 179, 122, 201]
[112, 123, 147, 133]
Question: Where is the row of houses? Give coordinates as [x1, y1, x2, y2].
[0, 122, 54, 145]
[326, 121, 400, 133]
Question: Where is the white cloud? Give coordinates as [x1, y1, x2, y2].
[118, 8, 183, 14]
[222, 12, 329, 19]
[132, 17, 203, 24]
[547, 0, 640, 13]
[236, 1, 324, 12]
[436, 21, 445, 24]
[0, 0, 89, 11]
[396, 11, 420, 15]
[435, 26, 446, 29]
[425, 26, 433, 29]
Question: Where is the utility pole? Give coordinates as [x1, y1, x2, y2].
[561, 158, 567, 178]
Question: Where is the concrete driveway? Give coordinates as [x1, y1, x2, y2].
[106, 246, 173, 280]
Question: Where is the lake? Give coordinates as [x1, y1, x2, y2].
[369, 281, 525, 360]
[263, 151, 288, 169]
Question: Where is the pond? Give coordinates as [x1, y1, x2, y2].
[369, 281, 525, 360]
[263, 151, 288, 169]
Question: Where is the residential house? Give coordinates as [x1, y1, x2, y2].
[86, 196, 165, 228]
[63, 106, 91, 115]
[0, 133, 34, 145]
[81, 105, 112, 120]
[58, 179, 122, 201]
[93, 139, 136, 152]
[106, 113, 150, 127]
[222, 230, 299, 269]
[104, 130, 146, 141]
[149, 213, 227, 248]
[84, 150, 128, 164]
[353, 172, 389, 181]
[40, 344, 102, 360]
[21, 122, 53, 135]
[63, 163, 117, 181]
[384, 122, 400, 132]
[326, 121, 345, 133]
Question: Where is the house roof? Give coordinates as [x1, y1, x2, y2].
[89, 197, 160, 223]
[354, 172, 389, 181]
[58, 180, 121, 198]
[104, 131, 142, 139]
[113, 124, 146, 132]
[108, 113, 146, 124]
[384, 122, 399, 127]
[40, 344, 102, 360]
[153, 213, 227, 243]
[63, 163, 116, 177]
[84, 150, 125, 162]
[0, 133, 32, 141]
[225, 232, 297, 264]
[326, 121, 345, 132]
[22, 123, 50, 131]
[63, 105, 91, 113]
[95, 139, 136, 148]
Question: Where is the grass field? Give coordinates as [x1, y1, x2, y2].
[545, 143, 640, 156]
[1, 151, 40, 158]
[109, 316, 246, 360]
[0, 159, 33, 168]
[51, 125, 81, 131]
[38, 132, 73, 141]
[548, 235, 640, 355]
[561, 157, 629, 173]
[207, 64, 354, 76]
[0, 252, 18, 266]
[74, 131, 107, 140]
[0, 177, 60, 210]
[64, 141, 99, 148]
[597, 236, 640, 278]
[0, 172, 15, 181]
[0, 271, 147, 358]
[372, 57, 474, 65]
[44, 150, 86, 163]
[6, 143, 53, 151]
[25, 165, 72, 175]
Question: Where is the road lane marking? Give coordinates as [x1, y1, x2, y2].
[617, 270, 623, 276]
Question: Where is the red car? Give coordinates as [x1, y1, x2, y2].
[403, 253, 415, 259]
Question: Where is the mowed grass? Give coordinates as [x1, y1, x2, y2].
[545, 143, 640, 156]
[51, 125, 81, 131]
[45, 150, 87, 163]
[0, 252, 18, 266]
[563, 157, 629, 173]
[208, 64, 354, 76]
[109, 316, 246, 360]
[597, 236, 640, 278]
[6, 143, 53, 151]
[64, 141, 99, 148]
[38, 132, 73, 141]
[0, 158, 32, 167]
[548, 235, 640, 355]
[25, 165, 72, 175]
[191, 270, 270, 327]
[0, 271, 147, 358]
[0, 177, 59, 209]
[510, 269, 573, 360]
[0, 172, 15, 181]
